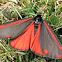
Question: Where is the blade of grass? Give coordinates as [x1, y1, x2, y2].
[0, 42, 8, 51]
[16, 52, 26, 55]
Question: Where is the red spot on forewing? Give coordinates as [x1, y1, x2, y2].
[43, 49, 49, 54]
[0, 25, 5, 28]
[5, 35, 11, 38]
[57, 54, 62, 58]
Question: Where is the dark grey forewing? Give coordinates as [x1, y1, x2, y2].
[0, 20, 33, 39]
[39, 22, 62, 59]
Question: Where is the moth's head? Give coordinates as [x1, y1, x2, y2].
[33, 15, 43, 28]
[34, 15, 43, 23]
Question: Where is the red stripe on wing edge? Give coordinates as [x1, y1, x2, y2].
[0, 17, 32, 28]
[43, 21, 62, 50]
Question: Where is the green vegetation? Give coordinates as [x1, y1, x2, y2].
[0, 0, 62, 62]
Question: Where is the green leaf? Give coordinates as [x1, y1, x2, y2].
[40, 58, 46, 62]
[16, 56, 21, 62]
[49, 15, 60, 28]
[56, 59, 62, 62]
[2, 8, 11, 19]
